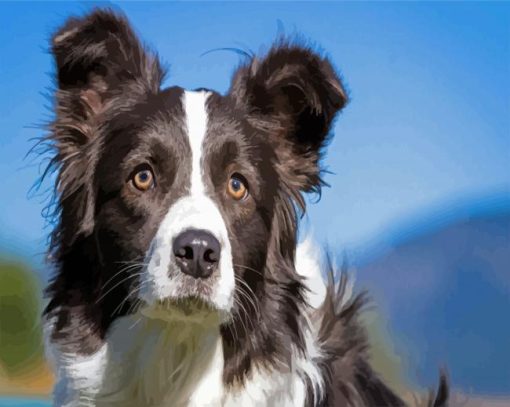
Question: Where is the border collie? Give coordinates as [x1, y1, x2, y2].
[41, 9, 447, 407]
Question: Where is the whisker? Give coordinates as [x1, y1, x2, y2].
[114, 256, 146, 266]
[234, 284, 260, 318]
[99, 262, 146, 292]
[232, 297, 253, 335]
[96, 271, 144, 304]
[234, 275, 261, 317]
[233, 263, 264, 277]
[127, 296, 143, 316]
[110, 283, 145, 318]
[129, 318, 142, 330]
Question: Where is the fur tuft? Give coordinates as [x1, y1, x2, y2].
[314, 266, 406, 406]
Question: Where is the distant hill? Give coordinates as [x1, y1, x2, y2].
[0, 261, 52, 396]
[354, 207, 510, 395]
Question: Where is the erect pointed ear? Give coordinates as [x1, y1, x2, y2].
[52, 8, 165, 119]
[48, 9, 165, 247]
[229, 42, 348, 193]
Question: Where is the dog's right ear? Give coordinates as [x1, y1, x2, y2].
[52, 8, 164, 119]
[49, 9, 164, 247]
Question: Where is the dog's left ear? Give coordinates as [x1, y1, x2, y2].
[229, 43, 348, 193]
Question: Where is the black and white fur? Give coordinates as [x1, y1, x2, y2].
[41, 9, 448, 407]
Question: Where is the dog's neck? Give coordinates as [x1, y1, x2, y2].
[136, 317, 224, 406]
[93, 312, 225, 407]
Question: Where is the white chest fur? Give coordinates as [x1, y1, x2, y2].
[46, 314, 312, 407]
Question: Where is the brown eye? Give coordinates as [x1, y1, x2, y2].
[132, 167, 155, 191]
[227, 174, 248, 200]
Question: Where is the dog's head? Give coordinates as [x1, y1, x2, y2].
[47, 9, 347, 323]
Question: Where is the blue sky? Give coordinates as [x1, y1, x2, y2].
[1, 2, 508, 266]
[0, 0, 509, 396]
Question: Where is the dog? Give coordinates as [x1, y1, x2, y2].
[41, 8, 448, 407]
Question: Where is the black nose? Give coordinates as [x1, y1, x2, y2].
[172, 229, 221, 279]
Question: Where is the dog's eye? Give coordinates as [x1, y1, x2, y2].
[132, 167, 155, 191]
[227, 174, 248, 201]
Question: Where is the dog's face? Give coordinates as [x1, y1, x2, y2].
[94, 89, 278, 316]
[48, 10, 346, 321]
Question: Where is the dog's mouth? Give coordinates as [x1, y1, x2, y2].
[141, 296, 220, 324]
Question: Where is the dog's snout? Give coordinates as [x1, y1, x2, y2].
[172, 229, 220, 279]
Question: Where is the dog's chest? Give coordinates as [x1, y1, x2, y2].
[87, 317, 225, 406]
[49, 316, 307, 407]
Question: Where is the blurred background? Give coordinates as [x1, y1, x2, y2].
[0, 1, 508, 406]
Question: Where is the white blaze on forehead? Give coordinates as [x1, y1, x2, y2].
[183, 90, 210, 195]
